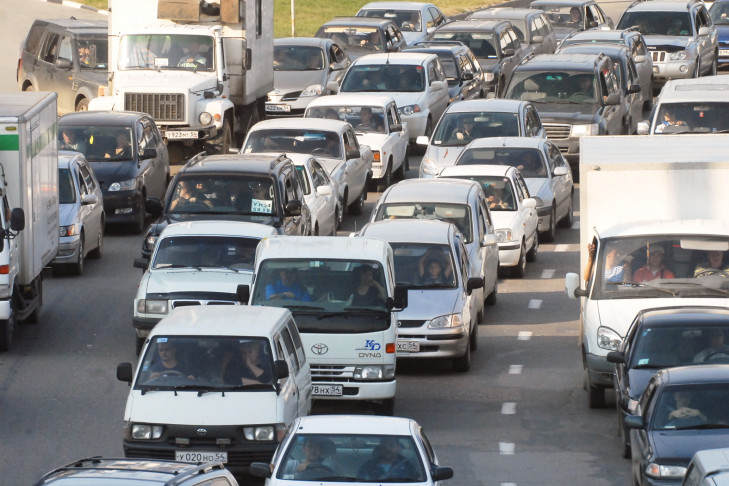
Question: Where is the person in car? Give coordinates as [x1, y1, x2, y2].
[105, 132, 132, 159]
[401, 11, 421, 31]
[693, 328, 729, 363]
[451, 117, 477, 142]
[603, 245, 633, 283]
[178, 38, 208, 69]
[349, 264, 386, 306]
[222, 340, 272, 385]
[655, 110, 688, 133]
[170, 180, 214, 211]
[568, 7, 582, 25]
[694, 250, 729, 277]
[146, 341, 195, 380]
[356, 107, 384, 132]
[357, 437, 418, 481]
[632, 246, 675, 282]
[286, 437, 335, 479]
[417, 249, 452, 285]
[664, 390, 707, 427]
[266, 268, 312, 301]
[60, 128, 87, 153]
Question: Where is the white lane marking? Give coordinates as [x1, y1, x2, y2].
[574, 221, 580, 229]
[541, 269, 555, 279]
[499, 442, 515, 455]
[555, 244, 569, 252]
[509, 364, 523, 374]
[517, 331, 532, 341]
[528, 299, 542, 309]
[502, 402, 517, 415]
[501, 483, 517, 486]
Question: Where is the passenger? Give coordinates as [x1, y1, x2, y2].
[178, 38, 208, 69]
[632, 246, 675, 282]
[360, 31, 383, 51]
[170, 180, 214, 211]
[664, 390, 707, 427]
[417, 249, 452, 285]
[105, 132, 132, 159]
[356, 107, 384, 132]
[694, 250, 729, 277]
[655, 110, 688, 133]
[78, 44, 91, 66]
[604, 245, 633, 283]
[266, 268, 312, 301]
[516, 151, 544, 177]
[484, 186, 507, 210]
[286, 437, 334, 479]
[222, 340, 272, 385]
[572, 75, 595, 100]
[147, 341, 195, 380]
[60, 128, 87, 153]
[451, 117, 477, 142]
[693, 328, 729, 363]
[324, 108, 341, 120]
[357, 437, 418, 481]
[568, 7, 582, 25]
[349, 264, 386, 306]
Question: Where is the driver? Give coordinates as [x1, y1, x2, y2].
[286, 437, 334, 479]
[693, 328, 729, 363]
[693, 250, 729, 277]
[147, 341, 195, 380]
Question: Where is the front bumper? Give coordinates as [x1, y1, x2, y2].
[401, 112, 428, 141]
[586, 352, 615, 388]
[103, 190, 143, 224]
[536, 205, 552, 233]
[395, 325, 468, 359]
[52, 237, 81, 265]
[651, 59, 697, 83]
[497, 243, 522, 267]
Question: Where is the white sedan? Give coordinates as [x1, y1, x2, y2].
[305, 94, 409, 190]
[249, 415, 454, 485]
[439, 165, 539, 278]
[289, 153, 340, 236]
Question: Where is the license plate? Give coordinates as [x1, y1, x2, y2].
[721, 50, 729, 56]
[265, 103, 291, 112]
[397, 340, 420, 352]
[164, 130, 199, 139]
[175, 450, 228, 463]
[312, 384, 343, 396]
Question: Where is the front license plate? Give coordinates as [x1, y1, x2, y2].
[175, 450, 228, 463]
[720, 49, 729, 56]
[164, 130, 199, 139]
[312, 384, 343, 396]
[265, 103, 291, 112]
[397, 340, 420, 352]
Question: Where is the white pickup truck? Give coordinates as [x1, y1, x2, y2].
[241, 118, 373, 215]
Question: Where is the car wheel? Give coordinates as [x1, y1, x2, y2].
[348, 186, 365, 215]
[694, 60, 701, 78]
[334, 205, 342, 234]
[470, 320, 478, 351]
[88, 221, 104, 259]
[75, 98, 90, 112]
[526, 234, 539, 262]
[558, 193, 574, 228]
[375, 398, 395, 416]
[24, 84, 35, 92]
[485, 280, 497, 306]
[377, 160, 392, 192]
[132, 198, 146, 234]
[70, 235, 84, 276]
[588, 382, 606, 409]
[314, 223, 319, 236]
[0, 316, 15, 352]
[541, 205, 557, 242]
[453, 341, 471, 372]
[510, 243, 526, 278]
[710, 57, 718, 76]
[619, 409, 631, 458]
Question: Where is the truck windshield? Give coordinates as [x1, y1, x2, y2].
[654, 102, 729, 134]
[251, 259, 390, 333]
[374, 203, 473, 243]
[152, 235, 259, 271]
[243, 129, 342, 158]
[119, 34, 214, 71]
[166, 176, 278, 217]
[592, 235, 729, 299]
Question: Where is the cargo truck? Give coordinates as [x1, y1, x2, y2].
[0, 92, 59, 350]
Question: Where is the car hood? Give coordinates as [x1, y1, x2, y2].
[402, 31, 427, 45]
[626, 368, 658, 401]
[426, 144, 467, 169]
[115, 71, 218, 92]
[553, 27, 579, 41]
[396, 288, 460, 319]
[524, 178, 549, 202]
[355, 132, 388, 150]
[385, 91, 426, 108]
[273, 70, 326, 92]
[88, 160, 137, 190]
[314, 156, 346, 173]
[536, 105, 600, 123]
[142, 269, 253, 295]
[59, 203, 79, 227]
[650, 429, 729, 464]
[716, 24, 729, 41]
[490, 209, 520, 230]
[75, 70, 108, 85]
[643, 35, 691, 49]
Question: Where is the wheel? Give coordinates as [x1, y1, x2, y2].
[377, 160, 392, 192]
[88, 221, 104, 259]
[694, 60, 701, 78]
[348, 186, 365, 215]
[403, 145, 410, 172]
[314, 223, 319, 236]
[485, 280, 497, 306]
[619, 411, 631, 458]
[709, 57, 718, 76]
[24, 278, 42, 324]
[470, 320, 478, 351]
[24, 84, 35, 92]
[132, 199, 146, 234]
[70, 235, 84, 276]
[394, 151, 406, 181]
[588, 382, 606, 409]
[333, 205, 342, 234]
[541, 206, 556, 242]
[526, 234, 539, 262]
[453, 341, 471, 372]
[206, 119, 233, 155]
[0, 317, 14, 352]
[558, 193, 574, 228]
[75, 98, 90, 111]
[510, 243, 526, 278]
[375, 398, 395, 416]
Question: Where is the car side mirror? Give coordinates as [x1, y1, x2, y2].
[634, 54, 646, 64]
[607, 351, 626, 364]
[637, 121, 650, 135]
[249, 462, 273, 479]
[432, 466, 454, 481]
[416, 135, 429, 145]
[604, 93, 620, 105]
[482, 234, 497, 247]
[346, 149, 361, 159]
[553, 166, 569, 176]
[117, 362, 133, 383]
[285, 200, 302, 216]
[588, 20, 598, 28]
[624, 415, 644, 430]
[522, 198, 537, 209]
[146, 198, 164, 217]
[466, 277, 484, 294]
[699, 26, 711, 36]
[56, 58, 72, 70]
[245, 47, 253, 70]
[141, 148, 157, 160]
[502, 48, 515, 57]
[273, 359, 289, 380]
[237, 284, 250, 304]
[565, 272, 588, 298]
[326, 81, 340, 93]
[330, 62, 345, 71]
[133, 257, 148, 270]
[531, 35, 544, 44]
[430, 80, 446, 91]
[81, 194, 99, 205]
[390, 123, 402, 132]
[627, 84, 641, 95]
[387, 284, 409, 311]
[461, 72, 474, 81]
[10, 208, 24, 232]
[316, 185, 333, 197]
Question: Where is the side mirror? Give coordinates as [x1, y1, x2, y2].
[634, 54, 646, 64]
[432, 466, 454, 481]
[565, 272, 588, 298]
[146, 198, 164, 217]
[133, 257, 149, 270]
[273, 359, 289, 380]
[117, 362, 133, 383]
[390, 284, 409, 311]
[461, 72, 474, 81]
[330, 62, 345, 71]
[326, 81, 340, 93]
[430, 80, 446, 92]
[56, 58, 72, 70]
[10, 208, 24, 232]
[285, 200, 302, 216]
[346, 149, 361, 159]
[627, 84, 641, 95]
[390, 123, 402, 132]
[607, 351, 626, 364]
[522, 198, 537, 209]
[531, 35, 544, 44]
[636, 121, 650, 135]
[699, 26, 711, 36]
[553, 166, 569, 177]
[245, 47, 253, 70]
[416, 135, 429, 145]
[141, 148, 157, 160]
[624, 415, 644, 430]
[316, 185, 333, 197]
[466, 277, 484, 294]
[236, 284, 250, 304]
[604, 93, 620, 106]
[482, 234, 497, 247]
[588, 21, 598, 28]
[502, 48, 515, 57]
[81, 194, 99, 205]
[249, 462, 273, 478]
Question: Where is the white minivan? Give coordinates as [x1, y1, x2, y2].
[116, 305, 312, 477]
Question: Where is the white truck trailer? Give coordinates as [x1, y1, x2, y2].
[91, 0, 273, 162]
[0, 92, 59, 350]
[565, 134, 729, 408]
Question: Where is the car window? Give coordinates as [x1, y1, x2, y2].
[507, 28, 521, 50]
[311, 161, 331, 188]
[525, 105, 542, 137]
[25, 24, 46, 55]
[286, 319, 306, 366]
[537, 15, 552, 37]
[588, 5, 604, 24]
[529, 18, 540, 41]
[515, 171, 530, 199]
[422, 8, 434, 28]
[601, 62, 620, 97]
[279, 327, 300, 374]
[547, 143, 562, 172]
[331, 43, 347, 64]
[41, 33, 61, 63]
[58, 36, 73, 63]
[78, 163, 96, 191]
[386, 104, 397, 128]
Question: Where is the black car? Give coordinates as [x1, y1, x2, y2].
[142, 153, 310, 258]
[608, 306, 729, 458]
[57, 111, 170, 233]
[404, 41, 488, 103]
[314, 17, 406, 61]
[467, 7, 559, 57]
[625, 365, 729, 486]
[18, 18, 108, 114]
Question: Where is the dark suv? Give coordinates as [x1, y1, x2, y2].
[142, 153, 310, 258]
[18, 18, 108, 114]
[34, 458, 238, 485]
[315, 17, 406, 61]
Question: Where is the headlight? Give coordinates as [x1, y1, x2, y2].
[645, 463, 687, 479]
[137, 299, 169, 315]
[145, 235, 158, 250]
[427, 314, 462, 329]
[244, 424, 288, 442]
[354, 365, 395, 380]
[421, 158, 438, 176]
[397, 104, 421, 116]
[669, 51, 688, 60]
[570, 123, 599, 137]
[108, 179, 137, 191]
[483, 72, 495, 82]
[59, 224, 80, 237]
[199, 112, 213, 125]
[597, 326, 621, 351]
[131, 424, 164, 440]
[495, 228, 513, 242]
[301, 84, 324, 97]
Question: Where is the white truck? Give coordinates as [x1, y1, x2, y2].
[565, 134, 729, 408]
[90, 0, 273, 161]
[0, 92, 59, 350]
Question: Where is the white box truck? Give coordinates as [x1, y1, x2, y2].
[0, 92, 59, 350]
[90, 0, 273, 162]
[566, 134, 729, 408]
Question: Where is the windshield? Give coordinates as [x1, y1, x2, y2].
[307, 105, 386, 134]
[629, 324, 729, 369]
[166, 176, 278, 217]
[505, 70, 598, 104]
[375, 203, 473, 242]
[243, 129, 343, 158]
[710, 2, 729, 25]
[275, 434, 427, 482]
[317, 26, 385, 53]
[78, 34, 108, 70]
[431, 32, 498, 59]
[58, 168, 76, 204]
[135, 336, 274, 390]
[251, 259, 390, 333]
[340, 64, 426, 93]
[456, 147, 547, 177]
[58, 126, 134, 162]
[653, 102, 729, 134]
[390, 243, 457, 288]
[540, 6, 585, 28]
[152, 235, 259, 271]
[651, 384, 729, 430]
[448, 176, 517, 211]
[275, 45, 325, 71]
[591, 236, 729, 300]
[617, 11, 692, 36]
[432, 112, 521, 146]
[358, 9, 422, 32]
[118, 34, 214, 71]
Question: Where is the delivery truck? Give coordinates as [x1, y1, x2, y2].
[565, 134, 729, 408]
[0, 92, 59, 350]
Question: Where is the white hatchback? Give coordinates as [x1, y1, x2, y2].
[289, 153, 340, 236]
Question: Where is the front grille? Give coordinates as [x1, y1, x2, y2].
[651, 51, 666, 62]
[171, 300, 238, 309]
[282, 90, 302, 101]
[310, 364, 355, 383]
[543, 123, 571, 140]
[125, 93, 184, 121]
[398, 320, 425, 328]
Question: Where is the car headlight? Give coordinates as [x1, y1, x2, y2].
[420, 158, 438, 176]
[372, 151, 381, 163]
[59, 224, 80, 237]
[645, 463, 687, 479]
[108, 179, 137, 191]
[483, 72, 495, 82]
[131, 424, 164, 440]
[597, 326, 621, 351]
[427, 314, 462, 329]
[397, 104, 421, 116]
[570, 123, 599, 137]
[137, 299, 169, 315]
[301, 84, 324, 97]
[495, 228, 513, 242]
[669, 51, 688, 60]
[199, 112, 213, 125]
[145, 235, 158, 250]
[244, 424, 288, 442]
[354, 364, 395, 380]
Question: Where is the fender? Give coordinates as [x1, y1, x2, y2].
[195, 97, 235, 130]
[89, 95, 119, 111]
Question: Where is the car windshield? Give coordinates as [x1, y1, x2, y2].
[243, 129, 343, 158]
[375, 203, 473, 242]
[152, 235, 259, 271]
[58, 168, 77, 204]
[456, 147, 547, 177]
[431, 32, 498, 59]
[167, 176, 278, 217]
[358, 9, 422, 32]
[274, 45, 325, 71]
[78, 34, 108, 70]
[629, 324, 729, 369]
[275, 434, 427, 482]
[710, 2, 729, 25]
[431, 112, 521, 146]
[317, 26, 385, 52]
[617, 11, 692, 36]
[539, 5, 585, 28]
[651, 384, 729, 430]
[449, 176, 517, 211]
[390, 243, 457, 288]
[307, 105, 387, 134]
[135, 336, 275, 390]
[340, 64, 426, 93]
[118, 34, 215, 71]
[591, 236, 729, 300]
[58, 126, 135, 162]
[505, 71, 598, 104]
[653, 102, 729, 134]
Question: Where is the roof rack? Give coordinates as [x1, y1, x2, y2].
[409, 40, 466, 47]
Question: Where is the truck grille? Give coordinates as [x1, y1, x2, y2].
[171, 300, 237, 308]
[124, 93, 185, 121]
[310, 364, 355, 383]
[543, 123, 571, 140]
[651, 51, 666, 62]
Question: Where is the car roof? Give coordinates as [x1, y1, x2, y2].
[404, 44, 467, 55]
[440, 164, 516, 178]
[293, 415, 417, 435]
[352, 52, 436, 65]
[360, 219, 456, 243]
[257, 235, 392, 262]
[445, 98, 527, 114]
[307, 94, 396, 108]
[656, 76, 729, 102]
[518, 52, 604, 70]
[36, 18, 107, 32]
[434, 19, 511, 32]
[359, 1, 436, 10]
[463, 136, 548, 149]
[159, 221, 279, 239]
[625, 0, 696, 12]
[58, 151, 86, 169]
[469, 7, 541, 19]
[380, 178, 480, 203]
[659, 364, 729, 385]
[151, 306, 291, 337]
[559, 43, 629, 58]
[563, 29, 634, 42]
[531, 0, 595, 6]
[182, 154, 291, 175]
[274, 37, 331, 48]
[58, 111, 147, 127]
[636, 306, 729, 327]
[320, 16, 398, 27]
[597, 219, 729, 238]
[249, 117, 350, 133]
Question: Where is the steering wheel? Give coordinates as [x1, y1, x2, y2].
[312, 148, 329, 155]
[299, 464, 334, 479]
[160, 370, 184, 377]
[705, 351, 729, 362]
[695, 269, 729, 278]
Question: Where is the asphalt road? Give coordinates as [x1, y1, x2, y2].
[0, 1, 638, 485]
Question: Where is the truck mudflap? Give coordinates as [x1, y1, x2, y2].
[13, 274, 42, 323]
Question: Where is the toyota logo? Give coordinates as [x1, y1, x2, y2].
[311, 343, 328, 355]
[196, 428, 208, 437]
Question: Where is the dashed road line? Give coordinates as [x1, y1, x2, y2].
[527, 299, 542, 309]
[508, 364, 523, 374]
[499, 442, 515, 455]
[554, 244, 569, 252]
[501, 402, 517, 415]
[541, 268, 555, 279]
[517, 331, 532, 340]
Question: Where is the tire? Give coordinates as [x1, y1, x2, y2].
[510, 243, 526, 278]
[453, 341, 471, 372]
[348, 186, 365, 215]
[694, 60, 701, 78]
[75, 98, 89, 112]
[470, 320, 478, 351]
[24, 278, 42, 324]
[620, 411, 631, 458]
[0, 317, 14, 352]
[526, 234, 538, 262]
[558, 193, 574, 229]
[24, 84, 35, 92]
[377, 160, 392, 192]
[334, 205, 342, 234]
[394, 149, 406, 181]
[314, 223, 319, 236]
[132, 197, 146, 234]
[375, 398, 395, 416]
[485, 280, 497, 306]
[88, 221, 104, 259]
[70, 236, 85, 276]
[541, 205, 557, 242]
[710, 57, 718, 76]
[588, 382, 606, 409]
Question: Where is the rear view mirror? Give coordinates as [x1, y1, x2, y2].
[466, 277, 484, 294]
[117, 362, 133, 383]
[387, 284, 409, 311]
[285, 200, 302, 216]
[346, 149, 361, 159]
[133, 258, 148, 270]
[502, 48, 515, 57]
[604, 93, 620, 105]
[461, 72, 474, 81]
[146, 198, 164, 217]
[607, 351, 626, 364]
[273, 359, 289, 380]
[531, 35, 543, 44]
[141, 148, 158, 160]
[627, 84, 641, 95]
[236, 284, 250, 304]
[390, 123, 402, 132]
[10, 208, 24, 232]
[56, 58, 72, 70]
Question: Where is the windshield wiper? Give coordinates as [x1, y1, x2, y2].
[317, 308, 387, 319]
[670, 423, 729, 430]
[171, 384, 224, 396]
[632, 363, 671, 369]
[281, 305, 326, 312]
[408, 284, 455, 289]
[154, 264, 198, 269]
[220, 383, 276, 391]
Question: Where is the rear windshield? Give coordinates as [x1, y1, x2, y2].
[431, 32, 498, 59]
[617, 11, 692, 36]
[340, 64, 426, 93]
[374, 203, 473, 242]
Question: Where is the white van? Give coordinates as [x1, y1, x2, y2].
[116, 305, 312, 477]
[248, 236, 407, 415]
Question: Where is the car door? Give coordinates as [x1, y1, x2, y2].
[629, 35, 653, 105]
[589, 3, 613, 29]
[514, 170, 538, 249]
[499, 27, 523, 91]
[599, 62, 625, 134]
[524, 104, 545, 137]
[344, 127, 368, 198]
[386, 101, 408, 169]
[426, 59, 449, 121]
[327, 42, 350, 92]
[546, 141, 571, 220]
[458, 52, 478, 100]
[696, 6, 716, 73]
[281, 170, 305, 235]
[454, 233, 479, 327]
[36, 32, 63, 100]
[624, 56, 642, 129]
[77, 160, 104, 246]
[310, 159, 337, 235]
[279, 323, 312, 417]
[272, 332, 300, 421]
[473, 194, 498, 301]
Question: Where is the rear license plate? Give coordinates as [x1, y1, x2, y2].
[164, 130, 199, 139]
[720, 50, 729, 56]
[175, 450, 228, 463]
[312, 384, 343, 396]
[265, 103, 291, 112]
[397, 340, 420, 352]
